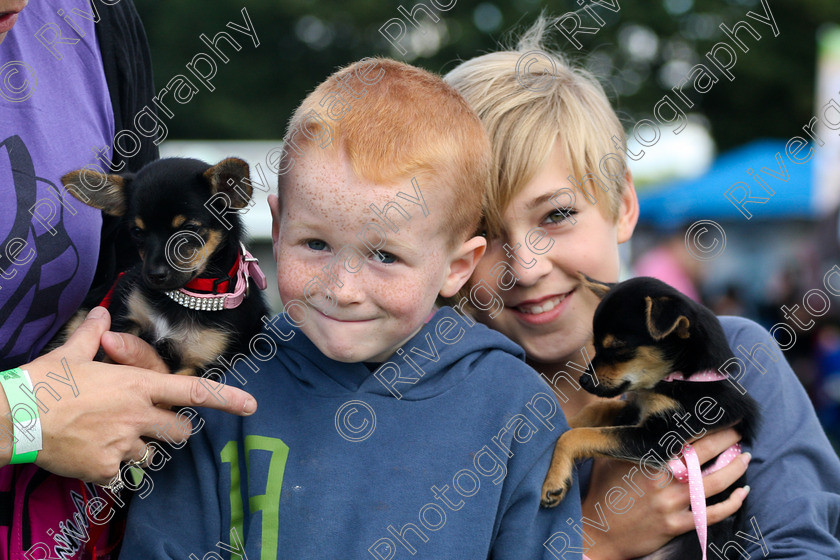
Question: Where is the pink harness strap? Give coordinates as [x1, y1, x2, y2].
[662, 369, 728, 382]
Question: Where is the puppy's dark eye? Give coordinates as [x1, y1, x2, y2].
[182, 220, 205, 233]
[129, 226, 145, 240]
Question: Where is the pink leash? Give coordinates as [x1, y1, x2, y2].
[667, 442, 741, 560]
[663, 369, 739, 560]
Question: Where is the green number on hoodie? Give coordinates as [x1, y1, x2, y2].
[221, 436, 290, 560]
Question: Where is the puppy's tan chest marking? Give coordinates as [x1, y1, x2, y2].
[126, 290, 157, 337]
[179, 327, 229, 371]
[126, 290, 230, 371]
[633, 391, 680, 423]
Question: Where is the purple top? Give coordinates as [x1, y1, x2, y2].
[0, 0, 114, 369]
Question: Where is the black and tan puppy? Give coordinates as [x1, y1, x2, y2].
[53, 157, 268, 377]
[541, 275, 760, 558]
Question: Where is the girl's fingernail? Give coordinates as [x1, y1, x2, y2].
[740, 452, 752, 466]
[742, 485, 751, 496]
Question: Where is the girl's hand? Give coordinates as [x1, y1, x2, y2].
[583, 428, 752, 560]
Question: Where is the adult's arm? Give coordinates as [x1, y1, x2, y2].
[0, 307, 257, 482]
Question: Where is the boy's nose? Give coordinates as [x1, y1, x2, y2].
[333, 277, 365, 306]
[331, 266, 366, 306]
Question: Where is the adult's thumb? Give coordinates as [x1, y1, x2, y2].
[59, 306, 112, 360]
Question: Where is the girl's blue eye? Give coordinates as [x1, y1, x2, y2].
[307, 239, 328, 251]
[372, 251, 397, 264]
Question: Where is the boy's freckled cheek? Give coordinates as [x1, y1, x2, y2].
[383, 281, 415, 305]
[391, 277, 435, 314]
[364, 276, 410, 312]
[275, 250, 317, 300]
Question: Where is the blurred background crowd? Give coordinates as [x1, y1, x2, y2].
[134, 0, 840, 451]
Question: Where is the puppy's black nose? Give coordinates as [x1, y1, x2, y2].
[146, 268, 171, 286]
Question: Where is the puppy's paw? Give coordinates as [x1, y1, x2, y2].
[541, 480, 571, 508]
[541, 453, 574, 508]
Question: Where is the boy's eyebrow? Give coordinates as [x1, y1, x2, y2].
[285, 220, 315, 231]
[380, 236, 418, 255]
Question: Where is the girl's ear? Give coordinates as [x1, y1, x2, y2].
[617, 170, 640, 244]
[439, 235, 487, 298]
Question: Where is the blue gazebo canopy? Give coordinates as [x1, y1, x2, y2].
[637, 139, 814, 228]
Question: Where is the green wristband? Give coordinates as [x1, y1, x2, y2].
[0, 368, 41, 464]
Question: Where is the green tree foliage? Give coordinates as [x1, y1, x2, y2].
[135, 0, 840, 150]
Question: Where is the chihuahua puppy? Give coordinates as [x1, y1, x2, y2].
[541, 275, 760, 559]
[54, 157, 268, 377]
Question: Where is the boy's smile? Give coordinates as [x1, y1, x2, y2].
[269, 148, 484, 364]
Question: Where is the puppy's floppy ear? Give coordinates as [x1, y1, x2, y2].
[61, 169, 130, 216]
[204, 157, 252, 209]
[577, 272, 614, 300]
[645, 296, 690, 340]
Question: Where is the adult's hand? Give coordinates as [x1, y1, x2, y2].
[582, 428, 751, 560]
[0, 307, 257, 484]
